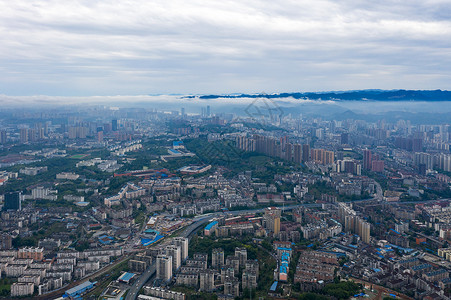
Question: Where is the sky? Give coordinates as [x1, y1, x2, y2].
[1, 0, 451, 97]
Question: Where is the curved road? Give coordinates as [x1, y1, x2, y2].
[125, 198, 451, 300]
[125, 204, 310, 300]
[125, 216, 210, 300]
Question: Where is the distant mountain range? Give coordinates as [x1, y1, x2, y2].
[187, 89, 451, 101]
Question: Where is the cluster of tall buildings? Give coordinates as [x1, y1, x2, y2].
[414, 152, 451, 172]
[335, 159, 361, 175]
[201, 106, 211, 118]
[363, 149, 385, 173]
[311, 148, 334, 165]
[338, 203, 371, 243]
[19, 126, 47, 143]
[395, 137, 423, 152]
[156, 237, 189, 282]
[1, 118, 133, 145]
[236, 135, 334, 165]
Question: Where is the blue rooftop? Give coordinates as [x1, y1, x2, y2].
[318, 250, 346, 257]
[141, 234, 164, 246]
[390, 228, 401, 235]
[280, 264, 288, 274]
[412, 264, 431, 271]
[65, 281, 94, 297]
[119, 272, 135, 282]
[205, 221, 218, 231]
[169, 149, 181, 154]
[277, 247, 292, 251]
[281, 252, 290, 261]
[270, 281, 278, 291]
[98, 235, 114, 245]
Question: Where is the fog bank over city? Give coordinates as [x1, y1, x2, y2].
[1, 93, 451, 124]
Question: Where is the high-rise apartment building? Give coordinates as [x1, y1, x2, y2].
[20, 128, 28, 143]
[311, 149, 334, 165]
[363, 149, 372, 170]
[3, 192, 21, 211]
[212, 248, 224, 268]
[340, 132, 349, 144]
[156, 255, 172, 282]
[302, 144, 310, 162]
[264, 207, 281, 236]
[199, 270, 215, 292]
[360, 221, 371, 243]
[338, 203, 371, 243]
[173, 237, 189, 261]
[112, 119, 119, 131]
[0, 130, 7, 144]
[234, 247, 248, 265]
[371, 160, 384, 173]
[293, 144, 302, 163]
[164, 245, 181, 273]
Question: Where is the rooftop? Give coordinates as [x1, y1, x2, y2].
[205, 221, 218, 231]
[65, 281, 94, 296]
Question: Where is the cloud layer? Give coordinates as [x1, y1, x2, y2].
[1, 0, 450, 96]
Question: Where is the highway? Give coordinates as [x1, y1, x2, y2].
[97, 198, 451, 300]
[32, 254, 132, 300]
[125, 204, 312, 300]
[125, 216, 211, 300]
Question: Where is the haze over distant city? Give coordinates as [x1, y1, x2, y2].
[1, 0, 451, 97]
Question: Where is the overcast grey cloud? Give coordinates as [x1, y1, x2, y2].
[0, 0, 450, 96]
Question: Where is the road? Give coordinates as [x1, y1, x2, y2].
[32, 254, 132, 300]
[125, 204, 313, 300]
[45, 197, 447, 300]
[125, 216, 211, 300]
[31, 204, 308, 300]
[417, 232, 445, 246]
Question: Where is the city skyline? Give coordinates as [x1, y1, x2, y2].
[1, 1, 451, 299]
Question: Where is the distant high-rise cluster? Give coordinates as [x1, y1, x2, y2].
[395, 137, 423, 152]
[201, 105, 211, 117]
[414, 152, 451, 172]
[335, 159, 361, 175]
[236, 134, 335, 165]
[311, 148, 334, 165]
[363, 149, 384, 173]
